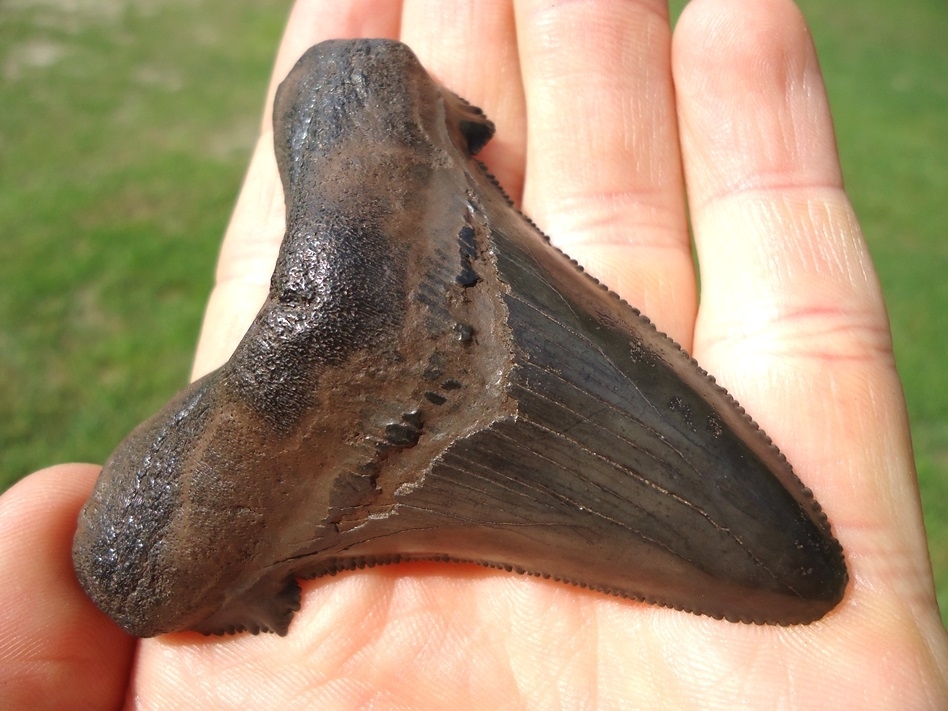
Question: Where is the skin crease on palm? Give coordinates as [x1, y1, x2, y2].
[0, 0, 946, 708]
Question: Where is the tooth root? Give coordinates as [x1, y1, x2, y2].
[72, 38, 846, 639]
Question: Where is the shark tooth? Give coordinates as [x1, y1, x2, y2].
[72, 39, 847, 637]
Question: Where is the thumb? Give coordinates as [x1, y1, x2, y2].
[0, 463, 135, 709]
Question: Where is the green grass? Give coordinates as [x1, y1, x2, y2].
[2, 0, 946, 624]
[0, 0, 287, 477]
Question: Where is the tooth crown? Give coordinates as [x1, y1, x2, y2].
[72, 39, 846, 638]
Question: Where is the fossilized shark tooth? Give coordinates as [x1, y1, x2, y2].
[72, 39, 847, 637]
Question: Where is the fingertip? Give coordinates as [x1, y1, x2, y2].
[0, 464, 135, 709]
[0, 464, 102, 581]
[675, 0, 811, 71]
[1, 462, 100, 516]
[674, 0, 841, 206]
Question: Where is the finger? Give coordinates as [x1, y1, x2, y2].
[401, 0, 526, 200]
[514, 0, 694, 347]
[193, 0, 404, 378]
[0, 464, 135, 709]
[674, 0, 937, 625]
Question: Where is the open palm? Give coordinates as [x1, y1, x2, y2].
[2, 0, 946, 708]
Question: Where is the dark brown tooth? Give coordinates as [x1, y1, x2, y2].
[72, 38, 847, 638]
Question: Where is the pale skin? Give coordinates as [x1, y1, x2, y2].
[1, 0, 946, 708]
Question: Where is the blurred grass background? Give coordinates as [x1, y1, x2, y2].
[1, 1, 945, 623]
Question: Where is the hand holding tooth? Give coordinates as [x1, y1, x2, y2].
[72, 39, 846, 638]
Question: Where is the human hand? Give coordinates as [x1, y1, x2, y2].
[3, 0, 947, 708]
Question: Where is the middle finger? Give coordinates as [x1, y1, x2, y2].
[515, 0, 694, 347]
